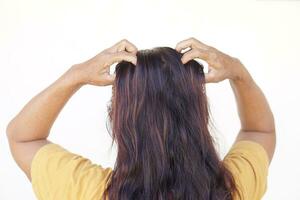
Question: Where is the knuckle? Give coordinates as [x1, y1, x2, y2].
[194, 49, 201, 55]
[121, 51, 129, 57]
[121, 39, 128, 44]
[191, 37, 198, 43]
[102, 48, 109, 53]
[99, 53, 107, 61]
[207, 46, 216, 51]
[189, 49, 199, 58]
[114, 52, 122, 59]
[210, 52, 218, 60]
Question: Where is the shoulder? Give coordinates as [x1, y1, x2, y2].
[223, 140, 269, 200]
[31, 143, 113, 200]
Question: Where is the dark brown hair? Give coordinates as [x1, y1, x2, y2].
[104, 47, 239, 200]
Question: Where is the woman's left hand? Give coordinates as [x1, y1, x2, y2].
[69, 39, 137, 86]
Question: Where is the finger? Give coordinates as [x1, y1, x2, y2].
[102, 73, 116, 86]
[204, 72, 215, 83]
[108, 39, 138, 54]
[175, 37, 210, 52]
[175, 38, 196, 52]
[181, 49, 210, 64]
[106, 51, 137, 67]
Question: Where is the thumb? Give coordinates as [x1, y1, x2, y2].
[204, 72, 215, 83]
[103, 73, 116, 85]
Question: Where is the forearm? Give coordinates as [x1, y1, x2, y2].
[6, 66, 83, 142]
[229, 63, 275, 133]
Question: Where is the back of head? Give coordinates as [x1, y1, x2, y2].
[104, 47, 237, 200]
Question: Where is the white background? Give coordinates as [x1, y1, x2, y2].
[1, 0, 299, 199]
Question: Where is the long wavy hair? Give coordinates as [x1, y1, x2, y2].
[104, 47, 239, 200]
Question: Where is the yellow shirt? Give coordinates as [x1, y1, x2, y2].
[31, 140, 269, 200]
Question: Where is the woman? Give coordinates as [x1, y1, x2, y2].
[6, 38, 276, 200]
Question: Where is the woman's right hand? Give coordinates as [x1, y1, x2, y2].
[70, 39, 137, 87]
[175, 37, 251, 83]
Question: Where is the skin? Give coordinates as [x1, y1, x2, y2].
[6, 37, 275, 183]
[176, 37, 276, 164]
[6, 39, 137, 180]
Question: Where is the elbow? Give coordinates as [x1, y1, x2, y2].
[6, 118, 22, 142]
[6, 119, 16, 141]
[241, 113, 276, 134]
[263, 116, 276, 135]
[6, 118, 49, 143]
[259, 110, 276, 134]
[269, 111, 276, 134]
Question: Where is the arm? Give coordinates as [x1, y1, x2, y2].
[229, 68, 276, 163]
[176, 37, 276, 164]
[6, 68, 83, 180]
[6, 39, 137, 181]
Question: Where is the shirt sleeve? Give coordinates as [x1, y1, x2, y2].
[30, 143, 112, 200]
[223, 140, 270, 200]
